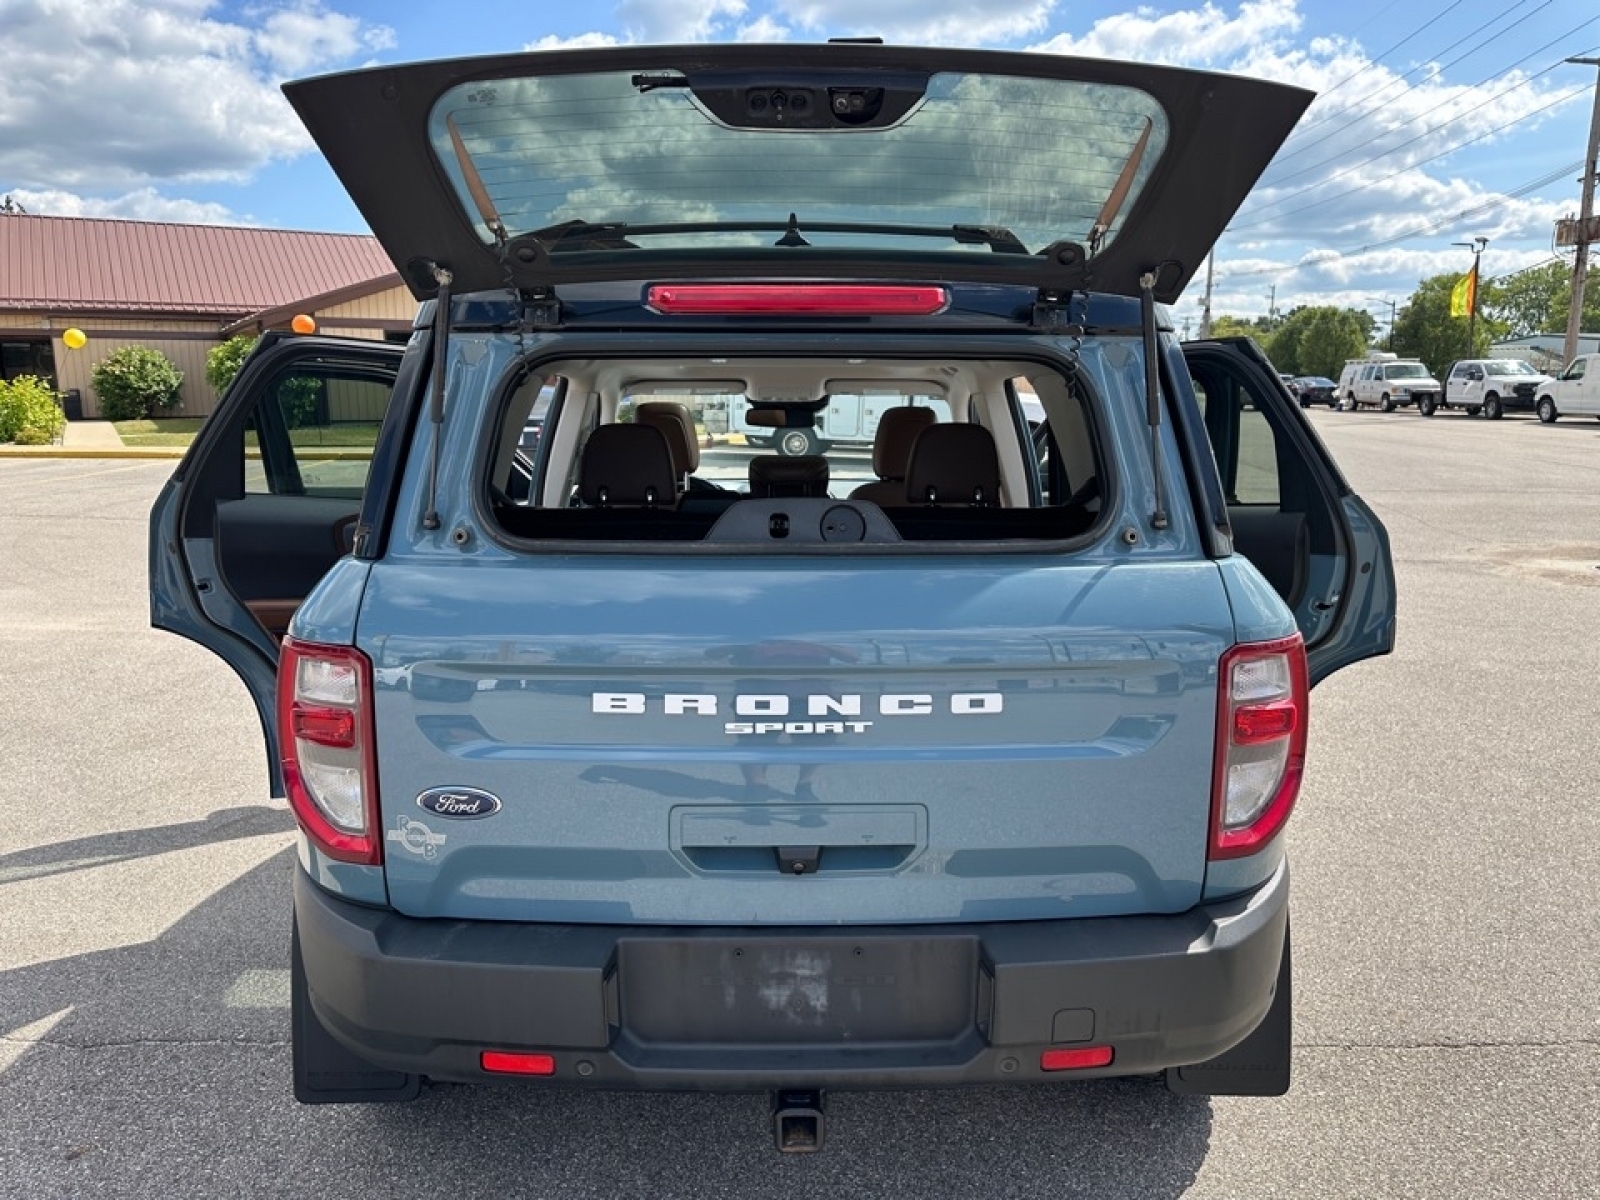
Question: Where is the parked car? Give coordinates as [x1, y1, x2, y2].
[1291, 376, 1338, 407]
[149, 43, 1395, 1150]
[1439, 359, 1549, 419]
[1534, 354, 1600, 423]
[1335, 354, 1442, 412]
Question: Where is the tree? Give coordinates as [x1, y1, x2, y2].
[206, 334, 258, 394]
[1207, 315, 1271, 342]
[1482, 259, 1600, 338]
[1392, 273, 1504, 374]
[1294, 308, 1371, 378]
[0, 375, 65, 443]
[91, 346, 184, 420]
[1260, 305, 1371, 376]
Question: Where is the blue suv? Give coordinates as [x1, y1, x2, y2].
[150, 43, 1394, 1151]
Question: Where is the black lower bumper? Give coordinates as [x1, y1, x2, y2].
[294, 862, 1288, 1090]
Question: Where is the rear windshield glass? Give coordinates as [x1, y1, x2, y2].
[428, 69, 1168, 260]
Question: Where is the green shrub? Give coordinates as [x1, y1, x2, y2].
[91, 345, 183, 420]
[206, 334, 257, 395]
[0, 375, 66, 444]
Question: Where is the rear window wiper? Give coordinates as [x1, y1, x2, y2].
[528, 215, 1030, 253]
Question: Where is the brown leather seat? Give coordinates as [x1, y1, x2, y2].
[634, 400, 699, 487]
[748, 455, 830, 498]
[577, 424, 676, 507]
[903, 424, 1001, 506]
[849, 407, 937, 506]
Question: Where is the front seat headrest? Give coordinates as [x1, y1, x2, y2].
[748, 455, 830, 498]
[903, 424, 1001, 506]
[634, 400, 700, 480]
[577, 423, 676, 508]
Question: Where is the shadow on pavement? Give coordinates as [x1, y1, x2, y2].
[0, 805, 294, 885]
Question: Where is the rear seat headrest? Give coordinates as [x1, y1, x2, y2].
[748, 455, 830, 498]
[577, 423, 676, 508]
[903, 424, 1001, 507]
[634, 400, 700, 479]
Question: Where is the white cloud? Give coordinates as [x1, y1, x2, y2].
[736, 14, 791, 42]
[0, 0, 393, 191]
[4, 186, 252, 225]
[1030, 0, 1299, 65]
[616, 0, 747, 42]
[525, 32, 624, 51]
[784, 0, 1053, 45]
[252, 2, 396, 75]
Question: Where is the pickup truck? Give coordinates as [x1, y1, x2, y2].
[1439, 359, 1549, 419]
[1534, 354, 1600, 422]
[149, 43, 1395, 1153]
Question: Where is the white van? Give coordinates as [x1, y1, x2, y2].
[1336, 355, 1441, 413]
[1534, 354, 1600, 422]
[736, 390, 953, 456]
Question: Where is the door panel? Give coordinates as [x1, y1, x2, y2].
[1182, 337, 1395, 685]
[150, 334, 403, 792]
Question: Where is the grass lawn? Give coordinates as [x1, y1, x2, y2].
[114, 419, 380, 449]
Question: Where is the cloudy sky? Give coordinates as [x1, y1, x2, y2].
[1, 0, 1595, 334]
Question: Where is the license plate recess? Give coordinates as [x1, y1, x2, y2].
[618, 935, 979, 1045]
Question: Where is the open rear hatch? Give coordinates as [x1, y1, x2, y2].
[283, 44, 1311, 302]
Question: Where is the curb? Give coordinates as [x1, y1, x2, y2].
[0, 446, 185, 460]
[0, 447, 374, 461]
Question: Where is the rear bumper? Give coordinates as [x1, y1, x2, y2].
[295, 861, 1288, 1090]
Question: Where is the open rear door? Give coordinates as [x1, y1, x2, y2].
[149, 334, 403, 791]
[1182, 337, 1395, 685]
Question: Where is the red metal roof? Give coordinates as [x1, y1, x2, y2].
[0, 213, 400, 317]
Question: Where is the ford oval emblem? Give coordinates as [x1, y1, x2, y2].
[416, 787, 502, 820]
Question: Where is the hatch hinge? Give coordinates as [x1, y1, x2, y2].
[1030, 291, 1082, 333]
[520, 288, 563, 330]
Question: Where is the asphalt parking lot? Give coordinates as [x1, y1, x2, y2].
[1, 409, 1597, 1198]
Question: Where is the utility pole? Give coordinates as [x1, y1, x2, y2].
[1562, 57, 1600, 368]
[1369, 298, 1397, 350]
[1266, 285, 1276, 331]
[1199, 252, 1215, 339]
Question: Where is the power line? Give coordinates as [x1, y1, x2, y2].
[1233, 76, 1592, 231]
[1267, 0, 1542, 164]
[1215, 162, 1582, 284]
[1280, 0, 1475, 130]
[1267, 0, 1565, 175]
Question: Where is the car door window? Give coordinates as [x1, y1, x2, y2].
[244, 366, 389, 499]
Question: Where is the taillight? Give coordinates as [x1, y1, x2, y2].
[1210, 634, 1308, 860]
[646, 283, 949, 315]
[278, 638, 382, 865]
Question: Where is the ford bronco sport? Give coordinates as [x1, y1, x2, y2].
[149, 44, 1395, 1151]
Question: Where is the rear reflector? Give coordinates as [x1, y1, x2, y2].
[1040, 1046, 1115, 1071]
[480, 1051, 557, 1076]
[647, 283, 949, 316]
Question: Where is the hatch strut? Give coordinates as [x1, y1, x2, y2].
[1089, 118, 1153, 256]
[1139, 271, 1170, 532]
[445, 114, 507, 245]
[421, 264, 452, 532]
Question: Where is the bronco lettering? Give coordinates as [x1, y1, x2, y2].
[593, 692, 1003, 717]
